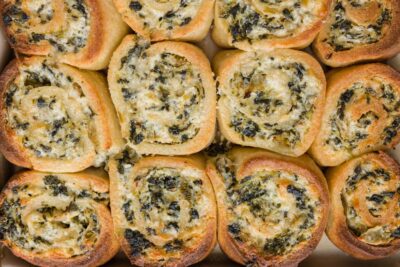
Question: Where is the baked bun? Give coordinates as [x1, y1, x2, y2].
[206, 147, 329, 266]
[0, 169, 119, 267]
[326, 151, 400, 259]
[0, 57, 122, 172]
[108, 34, 216, 156]
[108, 150, 217, 266]
[213, 49, 326, 157]
[313, 0, 400, 67]
[113, 0, 214, 42]
[0, 0, 129, 70]
[212, 0, 331, 50]
[310, 63, 400, 166]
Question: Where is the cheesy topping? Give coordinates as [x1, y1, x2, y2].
[127, 0, 201, 32]
[325, 79, 400, 153]
[4, 59, 96, 160]
[114, 151, 212, 263]
[325, 0, 391, 52]
[2, 0, 90, 53]
[0, 175, 108, 257]
[215, 155, 322, 257]
[221, 54, 321, 149]
[342, 161, 400, 245]
[113, 37, 205, 146]
[217, 0, 322, 43]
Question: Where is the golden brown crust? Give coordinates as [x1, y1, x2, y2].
[309, 63, 400, 167]
[0, 57, 123, 172]
[213, 49, 326, 157]
[206, 147, 329, 266]
[212, 0, 331, 51]
[0, 0, 129, 70]
[109, 153, 217, 267]
[0, 169, 119, 267]
[108, 34, 216, 156]
[313, 0, 400, 67]
[325, 151, 400, 259]
[112, 0, 214, 42]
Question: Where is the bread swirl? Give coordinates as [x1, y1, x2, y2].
[0, 57, 122, 172]
[1, 0, 129, 70]
[108, 150, 217, 266]
[214, 49, 326, 157]
[313, 0, 400, 67]
[206, 147, 329, 266]
[0, 169, 119, 267]
[326, 151, 400, 259]
[108, 34, 216, 156]
[113, 0, 214, 41]
[310, 63, 400, 166]
[212, 0, 331, 51]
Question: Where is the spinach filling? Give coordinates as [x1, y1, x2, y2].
[342, 162, 400, 245]
[215, 155, 320, 256]
[117, 39, 205, 146]
[219, 0, 318, 43]
[118, 166, 207, 257]
[4, 60, 94, 160]
[0, 175, 108, 256]
[224, 56, 319, 148]
[3, 0, 90, 53]
[127, 0, 200, 31]
[326, 82, 400, 152]
[325, 1, 391, 52]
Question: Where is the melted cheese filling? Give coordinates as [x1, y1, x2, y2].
[222, 54, 320, 148]
[113, 39, 205, 146]
[4, 59, 95, 160]
[0, 175, 108, 257]
[215, 156, 322, 256]
[3, 0, 90, 53]
[127, 0, 201, 31]
[325, 79, 400, 153]
[218, 0, 321, 42]
[325, 0, 391, 51]
[114, 152, 212, 262]
[343, 161, 400, 245]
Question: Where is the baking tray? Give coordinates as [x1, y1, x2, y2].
[0, 29, 400, 267]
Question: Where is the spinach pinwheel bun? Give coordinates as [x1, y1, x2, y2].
[206, 147, 329, 266]
[310, 63, 400, 166]
[108, 34, 216, 156]
[0, 57, 122, 173]
[0, 169, 119, 267]
[108, 149, 217, 266]
[112, 0, 214, 41]
[213, 49, 326, 157]
[326, 151, 400, 259]
[0, 0, 129, 70]
[212, 0, 331, 51]
[313, 0, 400, 67]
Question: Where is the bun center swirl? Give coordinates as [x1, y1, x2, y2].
[343, 160, 400, 245]
[218, 0, 322, 42]
[224, 54, 320, 148]
[114, 156, 212, 261]
[215, 156, 322, 256]
[2, 0, 90, 53]
[325, 78, 400, 153]
[114, 40, 205, 146]
[0, 175, 108, 257]
[4, 60, 96, 160]
[127, 0, 201, 30]
[326, 0, 391, 51]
